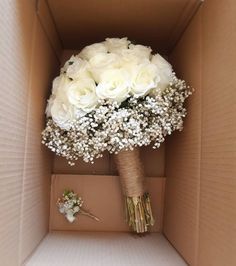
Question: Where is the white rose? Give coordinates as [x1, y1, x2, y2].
[51, 74, 70, 98]
[60, 55, 77, 74]
[131, 63, 160, 97]
[79, 43, 107, 60]
[89, 53, 120, 83]
[66, 57, 90, 80]
[45, 95, 55, 117]
[96, 68, 131, 102]
[104, 37, 130, 53]
[128, 44, 152, 60]
[117, 45, 151, 66]
[51, 99, 76, 130]
[151, 54, 173, 91]
[47, 74, 73, 123]
[66, 78, 98, 112]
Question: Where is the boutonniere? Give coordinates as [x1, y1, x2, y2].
[57, 189, 99, 223]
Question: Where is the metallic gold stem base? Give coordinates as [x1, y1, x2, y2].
[125, 193, 154, 233]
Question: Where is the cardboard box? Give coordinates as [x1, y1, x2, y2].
[0, 0, 235, 265]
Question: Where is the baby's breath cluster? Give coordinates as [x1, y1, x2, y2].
[42, 75, 192, 164]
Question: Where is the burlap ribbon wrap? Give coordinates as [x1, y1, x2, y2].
[114, 148, 154, 233]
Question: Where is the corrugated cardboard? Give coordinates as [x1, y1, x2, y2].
[164, 7, 202, 265]
[19, 18, 60, 263]
[165, 0, 236, 265]
[25, 232, 187, 266]
[1, 0, 236, 265]
[198, 0, 236, 265]
[0, 0, 60, 265]
[0, 0, 34, 264]
[46, 0, 201, 53]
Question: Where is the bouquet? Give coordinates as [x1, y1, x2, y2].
[42, 38, 192, 233]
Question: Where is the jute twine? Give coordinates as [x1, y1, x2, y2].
[114, 148, 154, 233]
[114, 148, 145, 197]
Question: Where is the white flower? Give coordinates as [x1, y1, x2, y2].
[66, 57, 90, 80]
[45, 95, 55, 117]
[51, 74, 70, 99]
[79, 43, 107, 60]
[117, 44, 152, 66]
[66, 78, 98, 112]
[48, 74, 92, 122]
[58, 204, 65, 214]
[51, 99, 76, 130]
[120, 53, 143, 67]
[89, 53, 120, 83]
[151, 54, 173, 91]
[66, 213, 76, 223]
[96, 68, 131, 102]
[73, 206, 80, 213]
[131, 63, 160, 97]
[128, 44, 152, 60]
[60, 55, 77, 74]
[104, 37, 130, 53]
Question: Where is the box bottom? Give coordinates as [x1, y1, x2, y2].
[24, 232, 186, 266]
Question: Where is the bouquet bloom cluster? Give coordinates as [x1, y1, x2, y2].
[42, 38, 191, 165]
[57, 189, 99, 223]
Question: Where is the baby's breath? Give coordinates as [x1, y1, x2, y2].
[42, 75, 192, 164]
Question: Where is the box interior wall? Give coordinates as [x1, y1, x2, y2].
[1, 0, 236, 265]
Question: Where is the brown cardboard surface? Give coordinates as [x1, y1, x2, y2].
[0, 0, 60, 265]
[37, 0, 62, 59]
[0, 1, 36, 265]
[165, 0, 236, 265]
[164, 8, 202, 265]
[46, 0, 202, 53]
[198, 0, 236, 265]
[19, 18, 59, 263]
[50, 175, 165, 232]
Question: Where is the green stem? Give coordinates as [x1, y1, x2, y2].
[80, 209, 100, 221]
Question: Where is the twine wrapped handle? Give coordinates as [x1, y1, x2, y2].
[114, 148, 154, 233]
[115, 148, 145, 197]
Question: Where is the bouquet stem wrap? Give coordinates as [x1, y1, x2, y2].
[114, 148, 154, 233]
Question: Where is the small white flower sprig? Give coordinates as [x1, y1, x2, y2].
[57, 189, 99, 223]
